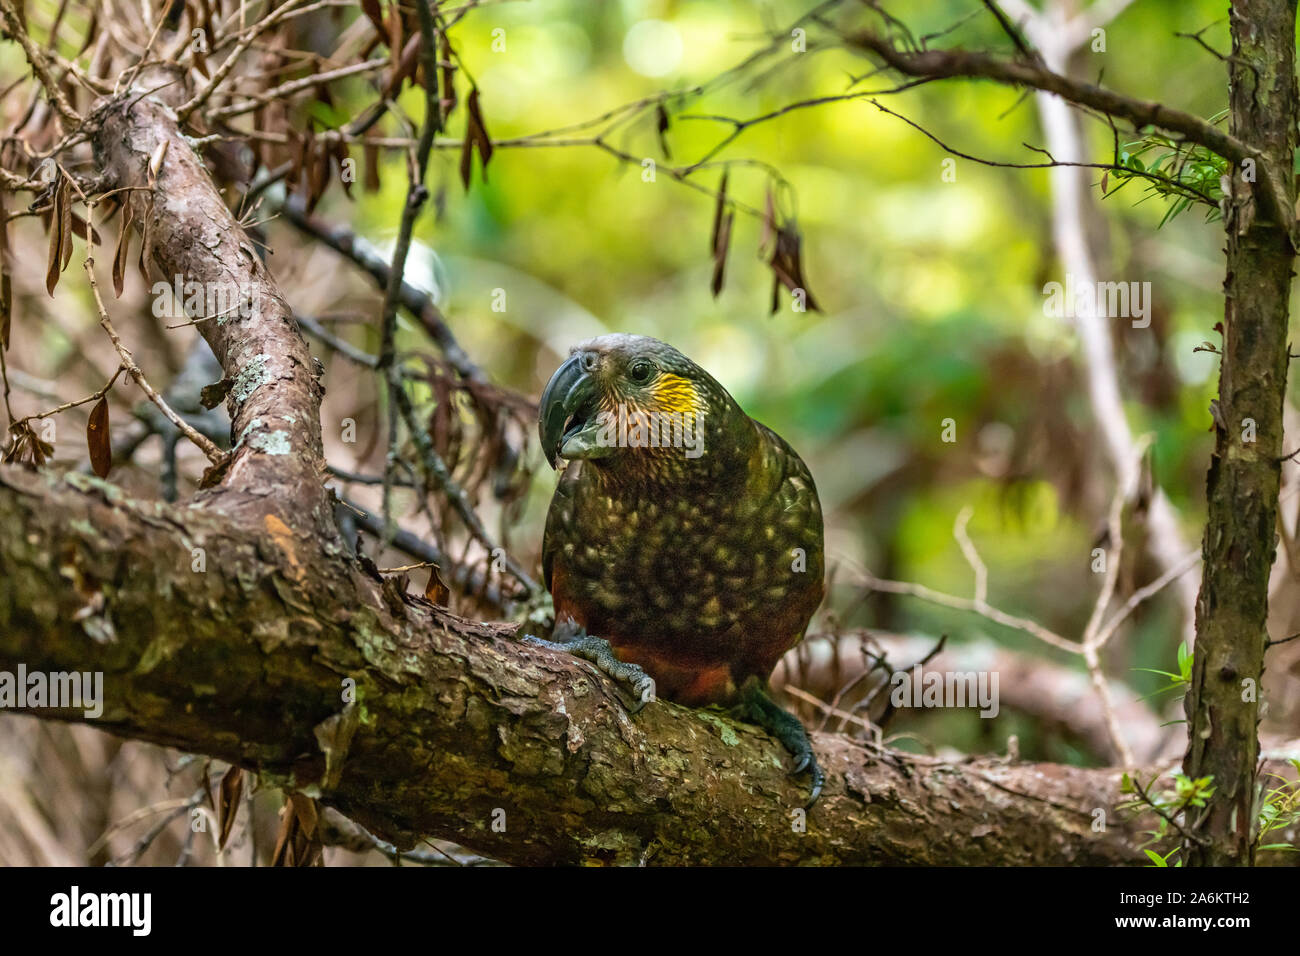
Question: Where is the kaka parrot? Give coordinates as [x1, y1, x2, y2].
[534, 333, 826, 802]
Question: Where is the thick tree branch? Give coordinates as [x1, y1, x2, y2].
[89, 82, 329, 529]
[0, 465, 1179, 865]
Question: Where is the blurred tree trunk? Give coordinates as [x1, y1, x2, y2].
[1184, 0, 1298, 866]
[1010, 0, 1200, 654]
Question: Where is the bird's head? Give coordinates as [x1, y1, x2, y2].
[538, 333, 748, 482]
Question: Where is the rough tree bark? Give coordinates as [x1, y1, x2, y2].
[1183, 0, 1298, 866]
[90, 74, 333, 537]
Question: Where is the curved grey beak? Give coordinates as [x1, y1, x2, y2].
[538, 353, 600, 469]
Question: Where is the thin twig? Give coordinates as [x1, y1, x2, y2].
[859, 570, 1080, 654]
[8, 366, 125, 430]
[209, 57, 391, 120]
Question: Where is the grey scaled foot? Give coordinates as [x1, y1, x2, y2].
[524, 615, 655, 715]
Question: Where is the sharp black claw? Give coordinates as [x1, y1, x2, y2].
[790, 750, 823, 806]
[618, 676, 655, 716]
[736, 677, 824, 807]
[805, 763, 825, 807]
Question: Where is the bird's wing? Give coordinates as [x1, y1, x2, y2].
[541, 462, 579, 593]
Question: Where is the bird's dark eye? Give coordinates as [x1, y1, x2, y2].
[629, 360, 655, 384]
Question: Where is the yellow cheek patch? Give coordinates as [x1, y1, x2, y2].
[649, 373, 703, 417]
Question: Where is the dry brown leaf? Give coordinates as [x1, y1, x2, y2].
[712, 209, 733, 299]
[360, 0, 386, 38]
[709, 171, 732, 297]
[270, 795, 295, 865]
[136, 199, 153, 285]
[767, 222, 821, 314]
[439, 31, 457, 123]
[460, 87, 492, 190]
[271, 793, 324, 867]
[112, 200, 134, 298]
[469, 87, 493, 173]
[216, 765, 243, 851]
[425, 565, 450, 606]
[45, 177, 65, 296]
[3, 425, 29, 465]
[1, 271, 11, 351]
[58, 179, 73, 271]
[86, 395, 111, 478]
[388, 0, 403, 61]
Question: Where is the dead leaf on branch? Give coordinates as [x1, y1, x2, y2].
[459, 87, 493, 190]
[217, 765, 243, 852]
[709, 171, 733, 298]
[86, 396, 111, 479]
[271, 793, 324, 867]
[111, 199, 135, 298]
[45, 176, 69, 296]
[425, 564, 451, 606]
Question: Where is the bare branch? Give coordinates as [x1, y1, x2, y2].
[0, 0, 82, 127]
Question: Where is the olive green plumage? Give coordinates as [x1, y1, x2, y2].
[536, 333, 826, 801]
